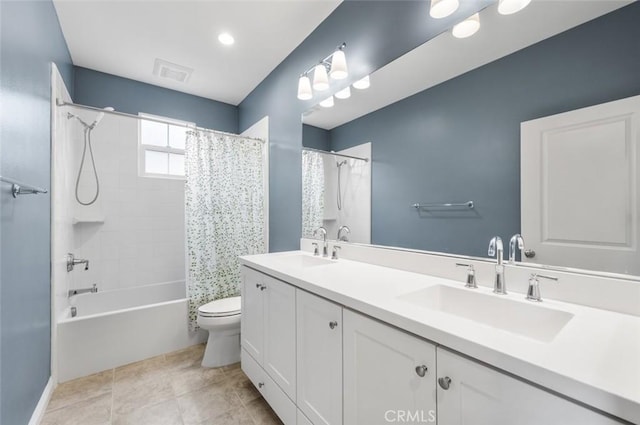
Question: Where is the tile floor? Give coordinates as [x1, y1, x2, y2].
[41, 344, 283, 425]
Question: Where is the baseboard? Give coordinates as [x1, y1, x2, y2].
[28, 377, 54, 425]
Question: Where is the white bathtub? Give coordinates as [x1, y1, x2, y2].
[57, 281, 205, 382]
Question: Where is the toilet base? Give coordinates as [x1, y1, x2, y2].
[201, 329, 241, 368]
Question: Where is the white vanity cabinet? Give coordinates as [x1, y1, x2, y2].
[296, 289, 343, 425]
[436, 348, 621, 425]
[240, 266, 297, 422]
[343, 309, 437, 425]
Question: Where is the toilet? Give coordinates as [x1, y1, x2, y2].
[197, 296, 242, 368]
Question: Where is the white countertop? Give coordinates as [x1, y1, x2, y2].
[240, 250, 640, 424]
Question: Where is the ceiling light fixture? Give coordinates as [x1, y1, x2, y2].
[352, 75, 370, 90]
[320, 96, 335, 108]
[297, 42, 348, 100]
[452, 13, 480, 38]
[497, 0, 531, 15]
[429, 0, 459, 19]
[335, 86, 351, 100]
[218, 32, 235, 46]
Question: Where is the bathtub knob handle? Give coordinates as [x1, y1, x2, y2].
[258, 382, 264, 389]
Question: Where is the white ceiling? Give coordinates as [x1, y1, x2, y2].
[53, 0, 341, 105]
[303, 1, 632, 130]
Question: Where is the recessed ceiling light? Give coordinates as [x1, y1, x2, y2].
[218, 33, 235, 46]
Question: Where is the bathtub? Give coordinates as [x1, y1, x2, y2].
[57, 280, 205, 382]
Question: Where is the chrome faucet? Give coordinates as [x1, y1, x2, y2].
[509, 234, 525, 263]
[337, 225, 351, 242]
[66, 253, 89, 272]
[68, 283, 98, 297]
[488, 236, 506, 294]
[313, 227, 328, 257]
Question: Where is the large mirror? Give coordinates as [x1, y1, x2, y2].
[301, 1, 640, 278]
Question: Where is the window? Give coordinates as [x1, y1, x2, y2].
[138, 113, 194, 178]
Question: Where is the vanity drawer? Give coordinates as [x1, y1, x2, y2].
[241, 348, 297, 425]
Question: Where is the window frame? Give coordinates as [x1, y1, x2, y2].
[138, 112, 194, 180]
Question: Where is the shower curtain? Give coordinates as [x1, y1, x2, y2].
[301, 150, 325, 238]
[185, 129, 265, 329]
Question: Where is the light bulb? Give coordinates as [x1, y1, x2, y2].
[329, 49, 348, 80]
[429, 0, 459, 19]
[498, 0, 531, 15]
[313, 64, 329, 91]
[352, 75, 370, 90]
[297, 75, 313, 100]
[320, 96, 334, 108]
[452, 13, 480, 38]
[335, 86, 351, 100]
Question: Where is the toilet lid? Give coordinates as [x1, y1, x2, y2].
[198, 296, 241, 317]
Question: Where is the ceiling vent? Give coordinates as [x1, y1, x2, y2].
[152, 59, 193, 83]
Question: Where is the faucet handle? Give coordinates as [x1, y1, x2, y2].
[311, 242, 319, 256]
[456, 263, 478, 289]
[526, 273, 558, 302]
[331, 245, 341, 260]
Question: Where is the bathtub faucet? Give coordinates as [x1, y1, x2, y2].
[68, 284, 98, 297]
[66, 253, 89, 272]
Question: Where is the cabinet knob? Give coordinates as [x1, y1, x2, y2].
[255, 283, 261, 289]
[329, 321, 338, 329]
[260, 284, 266, 291]
[415, 365, 428, 377]
[438, 376, 452, 390]
[258, 382, 264, 388]
[524, 249, 536, 258]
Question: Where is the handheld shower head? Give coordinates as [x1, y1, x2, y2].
[91, 107, 114, 128]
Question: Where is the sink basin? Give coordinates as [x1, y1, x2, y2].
[396, 285, 573, 343]
[275, 254, 335, 269]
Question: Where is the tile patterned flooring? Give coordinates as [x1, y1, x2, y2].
[42, 344, 283, 425]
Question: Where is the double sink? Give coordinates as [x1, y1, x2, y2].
[274, 253, 573, 343]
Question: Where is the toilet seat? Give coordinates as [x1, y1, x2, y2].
[198, 296, 241, 318]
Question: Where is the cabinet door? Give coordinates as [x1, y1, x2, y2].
[263, 275, 297, 400]
[343, 309, 437, 425]
[241, 267, 264, 363]
[296, 290, 343, 425]
[437, 348, 621, 425]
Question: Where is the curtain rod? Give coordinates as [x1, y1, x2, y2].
[302, 146, 369, 162]
[56, 99, 265, 143]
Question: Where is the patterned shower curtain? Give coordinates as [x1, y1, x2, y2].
[301, 150, 325, 238]
[185, 129, 265, 330]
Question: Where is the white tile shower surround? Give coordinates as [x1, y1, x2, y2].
[68, 111, 185, 293]
[322, 142, 371, 244]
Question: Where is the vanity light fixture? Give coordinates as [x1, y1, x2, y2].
[452, 13, 480, 38]
[335, 86, 351, 100]
[297, 75, 313, 100]
[319, 96, 335, 108]
[498, 0, 532, 15]
[297, 42, 348, 100]
[429, 0, 459, 19]
[352, 75, 370, 90]
[313, 64, 330, 91]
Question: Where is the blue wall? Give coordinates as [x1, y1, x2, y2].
[302, 124, 330, 151]
[239, 0, 492, 252]
[74, 67, 238, 132]
[329, 3, 640, 257]
[0, 1, 73, 424]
